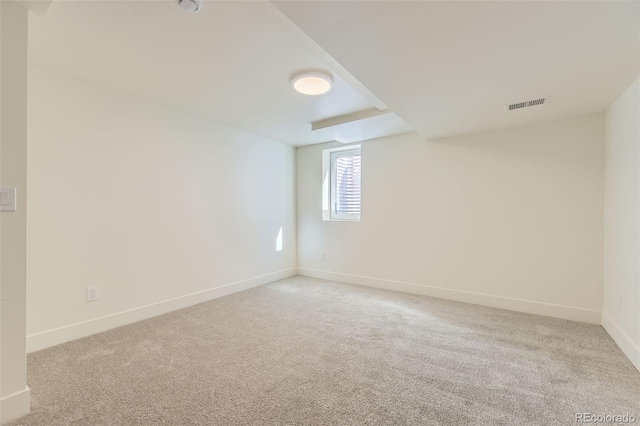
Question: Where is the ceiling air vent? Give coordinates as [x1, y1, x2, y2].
[506, 97, 549, 111]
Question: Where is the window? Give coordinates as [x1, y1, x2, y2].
[322, 145, 361, 221]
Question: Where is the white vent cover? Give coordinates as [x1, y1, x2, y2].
[506, 97, 549, 111]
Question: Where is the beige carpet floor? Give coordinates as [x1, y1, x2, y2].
[10, 276, 640, 425]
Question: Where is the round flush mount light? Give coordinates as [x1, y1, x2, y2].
[178, 0, 202, 13]
[290, 71, 333, 96]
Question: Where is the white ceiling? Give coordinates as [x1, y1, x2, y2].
[29, 1, 639, 145]
[28, 0, 409, 146]
[274, 0, 639, 140]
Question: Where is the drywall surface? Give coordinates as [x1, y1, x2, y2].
[26, 67, 296, 348]
[297, 115, 605, 322]
[603, 77, 640, 370]
[1, 2, 31, 423]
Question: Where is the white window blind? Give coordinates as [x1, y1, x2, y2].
[334, 154, 361, 215]
[329, 147, 361, 220]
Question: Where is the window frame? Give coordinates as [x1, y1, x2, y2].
[322, 145, 361, 222]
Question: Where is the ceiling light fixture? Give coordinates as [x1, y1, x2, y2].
[178, 0, 202, 13]
[290, 71, 333, 96]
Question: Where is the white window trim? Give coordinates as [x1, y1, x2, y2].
[322, 145, 361, 222]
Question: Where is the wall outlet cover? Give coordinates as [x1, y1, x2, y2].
[86, 286, 99, 302]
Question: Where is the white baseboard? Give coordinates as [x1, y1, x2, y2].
[601, 313, 640, 372]
[27, 268, 297, 353]
[0, 387, 30, 425]
[297, 268, 601, 324]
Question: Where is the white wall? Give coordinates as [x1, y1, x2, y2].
[1, 2, 30, 423]
[297, 115, 605, 323]
[602, 77, 640, 371]
[26, 67, 296, 351]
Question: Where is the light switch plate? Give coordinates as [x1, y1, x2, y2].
[0, 187, 17, 212]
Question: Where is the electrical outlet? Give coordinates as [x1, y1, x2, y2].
[320, 253, 326, 261]
[86, 286, 99, 302]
